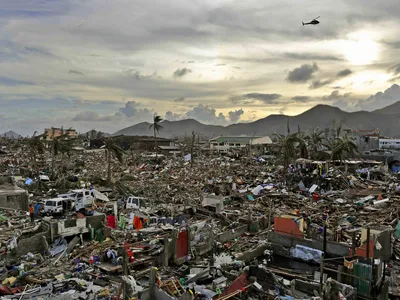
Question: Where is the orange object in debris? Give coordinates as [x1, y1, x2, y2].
[274, 216, 304, 238]
[133, 216, 143, 230]
[377, 195, 383, 200]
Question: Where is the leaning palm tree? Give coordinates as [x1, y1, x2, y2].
[103, 138, 124, 184]
[28, 131, 46, 178]
[149, 115, 164, 158]
[49, 127, 70, 178]
[273, 132, 299, 172]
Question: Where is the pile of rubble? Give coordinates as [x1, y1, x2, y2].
[1, 142, 400, 299]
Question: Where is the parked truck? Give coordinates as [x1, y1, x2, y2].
[58, 189, 95, 211]
[126, 196, 148, 210]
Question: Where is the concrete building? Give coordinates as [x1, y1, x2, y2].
[91, 135, 175, 151]
[0, 176, 29, 211]
[209, 135, 261, 153]
[343, 129, 380, 151]
[44, 127, 78, 140]
[379, 138, 400, 150]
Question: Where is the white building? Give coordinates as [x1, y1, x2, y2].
[208, 135, 274, 153]
[379, 138, 400, 149]
[209, 136, 259, 152]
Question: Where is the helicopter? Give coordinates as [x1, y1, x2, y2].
[302, 16, 320, 26]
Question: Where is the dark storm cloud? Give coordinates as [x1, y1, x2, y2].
[68, 70, 84, 75]
[286, 63, 318, 83]
[231, 93, 282, 104]
[309, 79, 333, 89]
[291, 96, 310, 102]
[284, 53, 343, 61]
[173, 68, 192, 78]
[336, 69, 352, 78]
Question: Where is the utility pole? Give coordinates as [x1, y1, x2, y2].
[122, 248, 129, 300]
[191, 131, 196, 168]
[320, 221, 327, 296]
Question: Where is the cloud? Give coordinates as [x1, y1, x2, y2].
[309, 79, 333, 89]
[323, 90, 352, 101]
[71, 111, 113, 122]
[355, 84, 400, 111]
[286, 63, 318, 83]
[185, 104, 226, 124]
[389, 64, 400, 75]
[68, 70, 84, 75]
[118, 101, 154, 118]
[0, 76, 34, 86]
[126, 70, 161, 80]
[231, 93, 282, 104]
[173, 68, 192, 78]
[284, 53, 343, 61]
[174, 97, 185, 102]
[322, 90, 359, 111]
[228, 109, 244, 123]
[165, 111, 182, 121]
[309, 68, 352, 89]
[165, 106, 244, 124]
[291, 96, 310, 102]
[336, 69, 352, 78]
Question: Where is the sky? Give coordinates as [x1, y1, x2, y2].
[1, 0, 400, 135]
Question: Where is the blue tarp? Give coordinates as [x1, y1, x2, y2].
[393, 166, 400, 173]
[25, 178, 33, 185]
[247, 195, 255, 201]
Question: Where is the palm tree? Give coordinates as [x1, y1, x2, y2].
[308, 128, 324, 160]
[28, 131, 46, 178]
[149, 115, 164, 158]
[331, 135, 359, 162]
[273, 133, 299, 172]
[296, 125, 309, 159]
[104, 138, 124, 184]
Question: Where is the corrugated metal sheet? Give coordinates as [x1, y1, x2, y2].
[220, 273, 250, 298]
[353, 262, 372, 297]
[176, 229, 189, 259]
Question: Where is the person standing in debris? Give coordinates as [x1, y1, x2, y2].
[29, 204, 34, 222]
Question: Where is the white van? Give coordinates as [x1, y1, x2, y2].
[44, 198, 65, 214]
[126, 196, 147, 210]
[59, 189, 94, 211]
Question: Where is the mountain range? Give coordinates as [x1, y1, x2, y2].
[0, 130, 22, 139]
[113, 102, 400, 138]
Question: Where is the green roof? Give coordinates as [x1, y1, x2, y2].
[209, 136, 261, 143]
